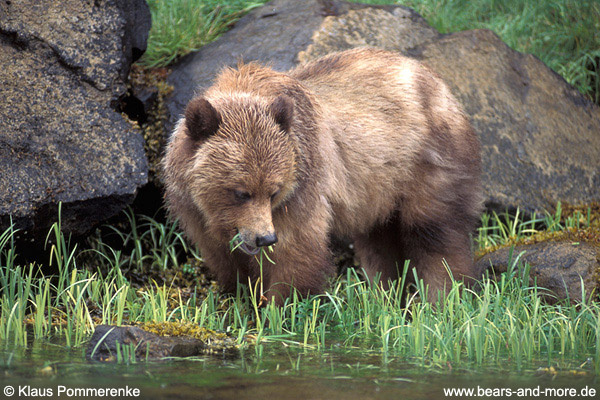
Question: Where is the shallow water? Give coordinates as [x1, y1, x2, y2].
[0, 341, 598, 399]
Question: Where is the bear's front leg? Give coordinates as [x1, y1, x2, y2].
[201, 244, 254, 295]
[261, 224, 334, 305]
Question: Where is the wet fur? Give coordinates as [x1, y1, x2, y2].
[163, 48, 483, 304]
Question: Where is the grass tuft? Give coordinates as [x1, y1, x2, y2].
[138, 0, 267, 68]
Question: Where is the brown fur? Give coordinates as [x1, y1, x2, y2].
[163, 48, 482, 304]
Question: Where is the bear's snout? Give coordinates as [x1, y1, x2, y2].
[235, 228, 277, 256]
[256, 232, 278, 247]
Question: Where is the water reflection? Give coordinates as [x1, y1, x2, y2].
[0, 342, 597, 399]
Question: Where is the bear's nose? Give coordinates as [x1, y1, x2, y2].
[256, 233, 278, 247]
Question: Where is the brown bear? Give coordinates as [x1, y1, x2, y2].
[163, 47, 482, 304]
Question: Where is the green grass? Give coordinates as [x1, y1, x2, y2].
[138, 0, 266, 68]
[0, 205, 598, 373]
[138, 0, 600, 104]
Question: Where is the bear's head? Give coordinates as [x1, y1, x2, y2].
[183, 94, 297, 255]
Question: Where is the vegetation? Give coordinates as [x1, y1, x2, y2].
[138, 0, 599, 104]
[0, 205, 598, 373]
[139, 0, 265, 68]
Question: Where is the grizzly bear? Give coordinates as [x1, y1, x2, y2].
[163, 48, 482, 304]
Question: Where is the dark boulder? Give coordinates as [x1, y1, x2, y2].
[0, 0, 151, 241]
[407, 30, 600, 214]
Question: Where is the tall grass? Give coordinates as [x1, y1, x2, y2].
[90, 210, 198, 276]
[0, 206, 598, 373]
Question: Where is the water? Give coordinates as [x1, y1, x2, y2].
[0, 342, 598, 399]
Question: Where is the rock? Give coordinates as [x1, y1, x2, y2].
[296, 5, 437, 62]
[476, 241, 599, 303]
[408, 30, 600, 214]
[164, 0, 600, 213]
[0, 0, 150, 92]
[0, 0, 151, 240]
[117, 0, 152, 65]
[86, 324, 238, 361]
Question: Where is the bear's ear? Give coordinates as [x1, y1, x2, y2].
[184, 97, 221, 141]
[269, 95, 294, 132]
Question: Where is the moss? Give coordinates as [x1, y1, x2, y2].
[145, 255, 215, 292]
[477, 226, 600, 258]
[140, 321, 224, 340]
[128, 65, 174, 185]
[139, 320, 239, 354]
[477, 202, 600, 260]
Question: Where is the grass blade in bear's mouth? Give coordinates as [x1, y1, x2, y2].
[230, 233, 260, 255]
[239, 241, 260, 255]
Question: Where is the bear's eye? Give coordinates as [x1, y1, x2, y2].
[233, 190, 251, 203]
[270, 189, 280, 201]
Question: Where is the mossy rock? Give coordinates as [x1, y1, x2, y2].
[87, 322, 238, 362]
[476, 228, 600, 303]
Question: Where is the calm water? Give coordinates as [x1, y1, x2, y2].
[0, 341, 598, 399]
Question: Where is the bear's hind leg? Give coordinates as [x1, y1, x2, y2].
[354, 215, 479, 301]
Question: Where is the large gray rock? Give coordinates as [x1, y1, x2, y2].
[408, 30, 600, 213]
[165, 0, 600, 213]
[0, 0, 151, 239]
